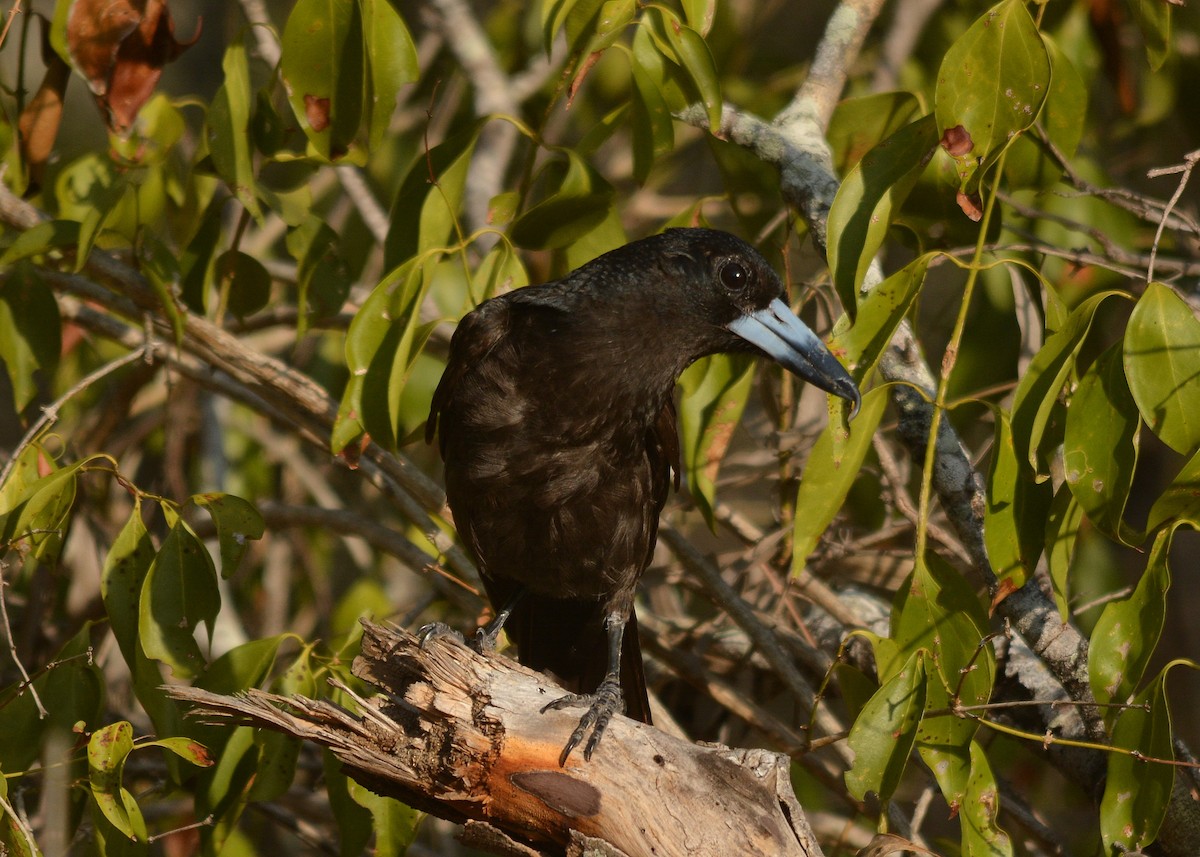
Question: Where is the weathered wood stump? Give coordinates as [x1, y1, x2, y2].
[169, 620, 825, 857]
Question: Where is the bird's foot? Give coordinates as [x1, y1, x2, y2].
[541, 676, 624, 766]
[470, 624, 503, 653]
[417, 622, 465, 648]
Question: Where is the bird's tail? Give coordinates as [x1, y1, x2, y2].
[503, 593, 652, 725]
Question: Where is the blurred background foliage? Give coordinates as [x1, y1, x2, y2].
[2, 0, 1200, 854]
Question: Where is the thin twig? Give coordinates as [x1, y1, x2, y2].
[1147, 149, 1200, 284]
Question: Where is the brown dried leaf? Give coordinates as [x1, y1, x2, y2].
[67, 0, 200, 133]
[939, 124, 973, 157]
[304, 94, 331, 132]
[956, 190, 984, 222]
[18, 49, 71, 189]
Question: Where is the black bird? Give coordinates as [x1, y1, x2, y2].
[426, 228, 859, 764]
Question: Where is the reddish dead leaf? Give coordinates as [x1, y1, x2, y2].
[18, 20, 71, 190]
[304, 94, 331, 132]
[940, 124, 973, 157]
[989, 576, 1019, 614]
[956, 190, 984, 222]
[67, 0, 200, 133]
[567, 51, 603, 108]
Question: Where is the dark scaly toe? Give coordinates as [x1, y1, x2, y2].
[469, 623, 503, 653]
[417, 622, 465, 648]
[541, 677, 624, 765]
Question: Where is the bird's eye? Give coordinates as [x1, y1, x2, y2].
[719, 260, 750, 292]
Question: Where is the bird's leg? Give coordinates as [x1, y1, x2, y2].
[541, 612, 627, 766]
[471, 588, 525, 652]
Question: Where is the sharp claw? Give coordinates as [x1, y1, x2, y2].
[542, 678, 625, 766]
[417, 622, 464, 648]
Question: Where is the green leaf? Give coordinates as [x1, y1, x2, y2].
[216, 250, 272, 319]
[288, 216, 353, 334]
[1100, 666, 1179, 854]
[828, 253, 932, 385]
[827, 92, 923, 175]
[1147, 446, 1200, 532]
[207, 39, 262, 220]
[359, 0, 418, 151]
[198, 636, 285, 695]
[511, 152, 614, 250]
[0, 458, 81, 564]
[792, 385, 888, 569]
[960, 740, 1013, 856]
[666, 23, 722, 131]
[542, 0, 586, 54]
[933, 0, 1051, 191]
[140, 737, 213, 769]
[677, 354, 755, 529]
[0, 262, 61, 412]
[280, 0, 363, 161]
[1088, 526, 1172, 707]
[984, 410, 1053, 590]
[470, 238, 529, 304]
[1004, 36, 1088, 190]
[139, 237, 186, 347]
[88, 722, 147, 843]
[1124, 282, 1200, 456]
[0, 762, 38, 857]
[0, 219, 80, 267]
[139, 519, 220, 678]
[827, 115, 939, 315]
[681, 0, 715, 35]
[54, 152, 127, 270]
[190, 493, 265, 578]
[895, 553, 995, 806]
[1063, 342, 1140, 543]
[347, 781, 422, 857]
[630, 53, 674, 185]
[1010, 290, 1125, 478]
[1128, 0, 1173, 70]
[845, 650, 927, 802]
[1044, 484, 1083, 620]
[384, 126, 479, 270]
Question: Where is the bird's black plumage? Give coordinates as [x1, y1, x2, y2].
[426, 227, 859, 764]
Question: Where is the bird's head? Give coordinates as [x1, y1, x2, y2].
[651, 228, 861, 414]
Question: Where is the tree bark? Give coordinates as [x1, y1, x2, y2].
[168, 621, 826, 857]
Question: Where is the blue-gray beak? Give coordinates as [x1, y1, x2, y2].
[727, 298, 860, 416]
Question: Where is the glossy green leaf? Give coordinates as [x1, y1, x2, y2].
[542, 0, 585, 54]
[280, 0, 362, 161]
[0, 458, 81, 564]
[845, 650, 927, 802]
[630, 53, 674, 185]
[207, 39, 262, 220]
[1004, 36, 1088, 190]
[666, 23, 722, 131]
[1011, 290, 1124, 478]
[470, 238, 529, 304]
[88, 722, 147, 843]
[54, 152, 126, 271]
[384, 127, 479, 269]
[139, 519, 220, 678]
[0, 625, 103, 774]
[829, 253, 932, 385]
[191, 493, 265, 578]
[792, 385, 888, 570]
[0, 262, 61, 412]
[681, 0, 715, 34]
[0, 219, 80, 267]
[347, 781, 422, 857]
[960, 740, 1013, 857]
[511, 152, 614, 250]
[827, 115, 939, 315]
[1089, 526, 1172, 707]
[100, 500, 184, 741]
[678, 354, 755, 529]
[895, 554, 995, 806]
[359, 0, 418, 150]
[180, 197, 226, 315]
[1044, 484, 1083, 620]
[827, 92, 923, 175]
[216, 250, 272, 318]
[1063, 342, 1140, 543]
[288, 216, 353, 334]
[1100, 667, 1177, 854]
[1129, 0, 1172, 71]
[984, 410, 1053, 590]
[1124, 282, 1200, 456]
[1147, 446, 1200, 532]
[934, 0, 1050, 190]
[198, 636, 285, 695]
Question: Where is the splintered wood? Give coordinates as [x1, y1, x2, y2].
[168, 620, 825, 857]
